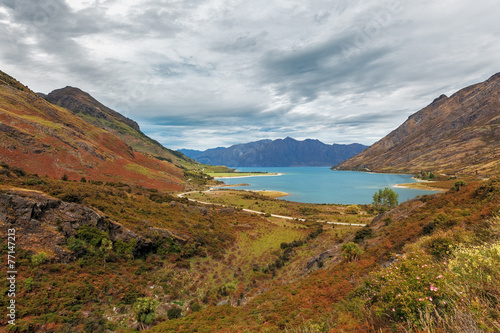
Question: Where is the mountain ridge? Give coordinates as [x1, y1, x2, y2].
[334, 72, 500, 175]
[180, 137, 368, 167]
[42, 86, 196, 167]
[0, 70, 189, 190]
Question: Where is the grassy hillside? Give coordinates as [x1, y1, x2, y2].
[0, 163, 365, 332]
[149, 176, 500, 332]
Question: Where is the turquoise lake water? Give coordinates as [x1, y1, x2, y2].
[215, 167, 440, 205]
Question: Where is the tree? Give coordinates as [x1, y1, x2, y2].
[133, 297, 159, 330]
[453, 180, 467, 191]
[372, 187, 399, 209]
[99, 238, 113, 267]
[341, 242, 363, 262]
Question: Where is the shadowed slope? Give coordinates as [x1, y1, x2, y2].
[335, 72, 500, 175]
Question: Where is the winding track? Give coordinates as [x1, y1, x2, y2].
[177, 190, 367, 227]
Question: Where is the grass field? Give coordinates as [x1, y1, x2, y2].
[184, 189, 375, 225]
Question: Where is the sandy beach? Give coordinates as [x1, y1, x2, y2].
[393, 183, 447, 192]
[213, 173, 284, 179]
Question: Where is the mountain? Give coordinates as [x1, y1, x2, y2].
[180, 137, 368, 167]
[334, 72, 500, 175]
[0, 70, 189, 190]
[178, 148, 203, 160]
[42, 86, 194, 167]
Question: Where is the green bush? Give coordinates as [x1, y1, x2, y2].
[341, 242, 363, 262]
[77, 226, 108, 247]
[134, 297, 159, 329]
[345, 205, 360, 214]
[58, 192, 83, 203]
[358, 250, 459, 326]
[24, 277, 34, 292]
[31, 252, 47, 266]
[354, 227, 373, 244]
[167, 306, 182, 320]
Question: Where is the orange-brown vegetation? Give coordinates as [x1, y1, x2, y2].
[0, 70, 186, 190]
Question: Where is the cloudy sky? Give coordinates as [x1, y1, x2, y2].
[1, 0, 499, 150]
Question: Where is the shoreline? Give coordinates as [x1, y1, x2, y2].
[393, 183, 447, 192]
[254, 190, 290, 198]
[214, 173, 284, 179]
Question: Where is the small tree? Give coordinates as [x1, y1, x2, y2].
[372, 187, 399, 209]
[99, 238, 113, 267]
[31, 252, 47, 278]
[133, 297, 159, 330]
[341, 242, 363, 262]
[453, 180, 467, 191]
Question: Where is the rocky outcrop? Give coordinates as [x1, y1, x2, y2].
[306, 245, 341, 270]
[0, 188, 152, 262]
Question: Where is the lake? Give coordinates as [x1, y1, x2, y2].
[215, 167, 440, 205]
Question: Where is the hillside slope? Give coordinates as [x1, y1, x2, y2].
[334, 72, 500, 175]
[181, 137, 368, 167]
[42, 86, 195, 167]
[0, 70, 184, 190]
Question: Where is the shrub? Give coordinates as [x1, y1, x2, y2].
[0, 168, 11, 177]
[134, 297, 159, 329]
[67, 237, 88, 257]
[114, 239, 136, 258]
[358, 250, 459, 326]
[345, 205, 360, 214]
[11, 167, 26, 177]
[83, 315, 107, 333]
[77, 226, 108, 247]
[167, 306, 182, 320]
[31, 252, 47, 266]
[354, 227, 373, 244]
[421, 233, 458, 260]
[24, 277, 34, 292]
[452, 180, 467, 191]
[190, 300, 202, 312]
[341, 242, 363, 262]
[58, 192, 83, 203]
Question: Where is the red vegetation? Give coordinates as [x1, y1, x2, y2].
[0, 82, 184, 190]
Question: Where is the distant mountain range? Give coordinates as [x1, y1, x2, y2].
[334, 72, 500, 175]
[179, 138, 368, 167]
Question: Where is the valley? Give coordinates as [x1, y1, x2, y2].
[1, 68, 500, 333]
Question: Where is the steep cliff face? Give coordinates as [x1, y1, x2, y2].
[335, 72, 500, 175]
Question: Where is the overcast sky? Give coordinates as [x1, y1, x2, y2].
[1, 0, 499, 150]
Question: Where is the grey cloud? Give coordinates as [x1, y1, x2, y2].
[1, 0, 500, 150]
